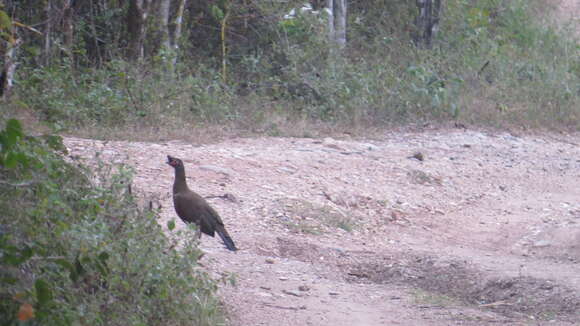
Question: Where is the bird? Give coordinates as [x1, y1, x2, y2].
[166, 155, 237, 251]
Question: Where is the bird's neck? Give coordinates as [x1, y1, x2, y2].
[173, 166, 189, 193]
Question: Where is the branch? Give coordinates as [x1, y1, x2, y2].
[0, 179, 38, 187]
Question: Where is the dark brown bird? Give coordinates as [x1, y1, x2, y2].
[166, 155, 237, 251]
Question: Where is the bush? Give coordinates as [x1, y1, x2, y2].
[0, 119, 224, 326]
[10, 0, 580, 133]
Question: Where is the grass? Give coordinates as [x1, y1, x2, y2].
[411, 288, 462, 307]
[278, 198, 358, 234]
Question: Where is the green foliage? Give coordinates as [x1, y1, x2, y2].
[7, 0, 580, 132]
[16, 61, 240, 131]
[0, 9, 12, 32]
[0, 120, 224, 325]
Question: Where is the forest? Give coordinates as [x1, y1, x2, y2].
[1, 0, 577, 135]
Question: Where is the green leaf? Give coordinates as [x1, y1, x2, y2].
[210, 5, 224, 20]
[71, 256, 86, 282]
[6, 118, 23, 134]
[167, 220, 176, 231]
[41, 135, 67, 154]
[0, 119, 23, 152]
[1, 244, 33, 265]
[35, 279, 53, 306]
[20, 245, 33, 262]
[98, 251, 110, 262]
[0, 275, 18, 285]
[0, 10, 11, 32]
[96, 251, 110, 276]
[54, 258, 74, 272]
[3, 151, 18, 168]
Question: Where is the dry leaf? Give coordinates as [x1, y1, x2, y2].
[17, 303, 34, 321]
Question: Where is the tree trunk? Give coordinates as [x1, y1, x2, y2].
[326, 0, 347, 48]
[326, 0, 334, 43]
[63, 0, 74, 62]
[334, 0, 347, 48]
[171, 0, 187, 66]
[159, 0, 171, 54]
[127, 0, 150, 60]
[43, 0, 52, 65]
[414, 0, 442, 49]
[1, 37, 23, 100]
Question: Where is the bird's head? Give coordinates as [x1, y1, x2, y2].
[167, 155, 184, 169]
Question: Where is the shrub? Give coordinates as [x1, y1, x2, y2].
[0, 119, 224, 326]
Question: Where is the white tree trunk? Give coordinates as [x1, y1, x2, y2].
[326, 0, 347, 48]
[1, 38, 23, 100]
[326, 0, 334, 42]
[334, 0, 347, 48]
[171, 0, 187, 66]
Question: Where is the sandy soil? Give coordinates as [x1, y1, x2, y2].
[553, 0, 580, 38]
[64, 127, 580, 325]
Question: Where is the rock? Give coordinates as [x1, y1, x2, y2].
[409, 152, 425, 161]
[360, 143, 379, 151]
[283, 290, 302, 297]
[298, 285, 310, 292]
[533, 240, 551, 248]
[277, 167, 296, 174]
[199, 165, 234, 176]
[265, 258, 275, 264]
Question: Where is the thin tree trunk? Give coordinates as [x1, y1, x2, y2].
[326, 0, 334, 43]
[127, 0, 150, 60]
[431, 0, 442, 44]
[63, 0, 74, 62]
[44, 0, 52, 65]
[159, 0, 171, 54]
[335, 0, 347, 48]
[414, 0, 442, 48]
[171, 0, 187, 65]
[89, 0, 103, 66]
[1, 37, 23, 100]
[326, 0, 347, 49]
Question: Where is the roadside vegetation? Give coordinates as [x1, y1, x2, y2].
[0, 119, 225, 325]
[1, 0, 578, 139]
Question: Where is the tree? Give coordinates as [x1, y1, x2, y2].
[127, 0, 150, 60]
[157, 0, 187, 66]
[0, 8, 40, 99]
[414, 0, 442, 48]
[327, 0, 347, 48]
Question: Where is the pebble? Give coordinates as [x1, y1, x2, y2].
[298, 285, 310, 292]
[283, 290, 302, 297]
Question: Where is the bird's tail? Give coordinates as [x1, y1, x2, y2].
[216, 226, 237, 251]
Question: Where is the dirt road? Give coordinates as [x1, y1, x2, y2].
[65, 128, 580, 325]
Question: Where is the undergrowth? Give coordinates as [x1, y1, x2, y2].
[5, 0, 580, 136]
[0, 119, 225, 326]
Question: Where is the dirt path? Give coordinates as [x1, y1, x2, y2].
[556, 0, 580, 37]
[64, 128, 580, 325]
